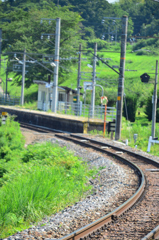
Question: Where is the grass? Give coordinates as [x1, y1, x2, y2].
[120, 116, 159, 155]
[89, 106, 159, 156]
[0, 121, 98, 238]
[0, 163, 92, 237]
[0, 42, 158, 108]
[0, 106, 159, 238]
[60, 42, 158, 107]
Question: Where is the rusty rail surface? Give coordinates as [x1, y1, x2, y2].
[19, 123, 159, 240]
[55, 134, 148, 240]
[141, 225, 159, 240]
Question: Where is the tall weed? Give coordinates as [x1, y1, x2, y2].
[121, 116, 159, 153]
[0, 116, 25, 162]
[0, 141, 97, 238]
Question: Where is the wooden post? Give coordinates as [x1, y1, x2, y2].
[101, 96, 108, 137]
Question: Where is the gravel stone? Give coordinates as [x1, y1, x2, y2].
[3, 132, 141, 240]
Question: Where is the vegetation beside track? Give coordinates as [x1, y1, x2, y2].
[1, 41, 158, 109]
[0, 117, 97, 238]
[89, 108, 159, 156]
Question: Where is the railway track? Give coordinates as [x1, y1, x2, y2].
[19, 123, 159, 239]
[53, 133, 159, 240]
[19, 122, 68, 134]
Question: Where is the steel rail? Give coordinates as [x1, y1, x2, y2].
[55, 133, 146, 240]
[20, 123, 159, 239]
[141, 225, 159, 240]
[71, 133, 159, 167]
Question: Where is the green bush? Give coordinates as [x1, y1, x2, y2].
[0, 141, 97, 238]
[0, 116, 25, 161]
[123, 94, 138, 122]
[133, 38, 158, 51]
[132, 39, 147, 51]
[136, 50, 150, 55]
[0, 166, 7, 178]
[145, 88, 159, 122]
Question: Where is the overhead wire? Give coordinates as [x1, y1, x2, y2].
[90, 51, 120, 75]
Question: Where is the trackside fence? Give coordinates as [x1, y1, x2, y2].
[0, 94, 20, 106]
[0, 97, 116, 122]
[57, 101, 116, 121]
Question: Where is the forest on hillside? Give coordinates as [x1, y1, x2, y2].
[0, 0, 159, 121]
[0, 0, 158, 78]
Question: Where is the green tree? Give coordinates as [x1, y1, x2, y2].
[117, 0, 159, 37]
[1, 3, 83, 87]
[140, 19, 159, 37]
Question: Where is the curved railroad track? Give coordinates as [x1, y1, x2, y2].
[20, 122, 67, 134]
[53, 133, 159, 240]
[18, 123, 159, 239]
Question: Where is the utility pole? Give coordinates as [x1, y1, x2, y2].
[5, 60, 8, 102]
[151, 60, 158, 138]
[115, 15, 128, 140]
[91, 42, 97, 118]
[21, 49, 26, 105]
[52, 18, 61, 113]
[102, 18, 119, 43]
[77, 43, 82, 115]
[115, 23, 117, 44]
[108, 27, 110, 42]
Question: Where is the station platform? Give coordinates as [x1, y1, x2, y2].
[0, 106, 105, 134]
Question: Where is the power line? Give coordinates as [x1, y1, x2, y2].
[74, 50, 121, 53]
[90, 52, 120, 75]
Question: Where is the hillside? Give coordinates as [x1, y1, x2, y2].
[0, 0, 158, 121]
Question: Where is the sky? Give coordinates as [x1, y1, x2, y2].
[107, 0, 119, 3]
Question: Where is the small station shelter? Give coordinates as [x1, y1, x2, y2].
[33, 80, 81, 111]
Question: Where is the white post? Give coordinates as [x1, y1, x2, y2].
[147, 136, 152, 152]
[91, 42, 97, 118]
[52, 18, 61, 113]
[21, 49, 26, 105]
[151, 60, 158, 138]
[77, 44, 82, 115]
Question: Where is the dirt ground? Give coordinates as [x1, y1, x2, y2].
[20, 128, 53, 146]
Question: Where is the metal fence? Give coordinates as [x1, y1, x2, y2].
[57, 101, 116, 121]
[0, 94, 20, 106]
[0, 96, 116, 121]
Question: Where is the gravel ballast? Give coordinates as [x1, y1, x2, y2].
[2, 133, 142, 240]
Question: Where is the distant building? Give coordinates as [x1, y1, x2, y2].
[33, 80, 82, 111]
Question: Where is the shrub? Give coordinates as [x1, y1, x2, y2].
[0, 116, 25, 161]
[132, 39, 147, 51]
[144, 88, 159, 122]
[133, 38, 158, 51]
[123, 94, 138, 122]
[0, 141, 97, 238]
[136, 50, 150, 55]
